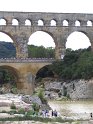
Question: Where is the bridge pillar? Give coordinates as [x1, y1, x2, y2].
[17, 72, 35, 94]
[13, 34, 28, 58]
[55, 36, 66, 59]
[81, 21, 87, 26]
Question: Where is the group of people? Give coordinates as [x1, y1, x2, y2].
[52, 110, 58, 117]
[41, 109, 58, 118]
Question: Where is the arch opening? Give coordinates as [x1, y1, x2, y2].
[50, 19, 56, 26]
[63, 20, 69, 26]
[75, 20, 80, 26]
[25, 19, 31, 26]
[28, 31, 55, 58]
[0, 19, 6, 25]
[38, 19, 44, 26]
[87, 20, 92, 26]
[35, 65, 54, 85]
[0, 32, 16, 58]
[12, 19, 19, 25]
[66, 31, 91, 50]
[0, 66, 19, 94]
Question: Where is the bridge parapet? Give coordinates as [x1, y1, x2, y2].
[0, 58, 55, 63]
[0, 11, 93, 27]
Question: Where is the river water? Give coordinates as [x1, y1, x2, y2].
[48, 100, 93, 120]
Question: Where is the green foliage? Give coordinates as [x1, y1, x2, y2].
[26, 110, 35, 116]
[18, 108, 25, 114]
[11, 87, 18, 94]
[0, 68, 16, 86]
[38, 89, 47, 104]
[28, 45, 55, 58]
[0, 41, 16, 58]
[0, 42, 55, 58]
[51, 47, 93, 80]
[10, 102, 16, 110]
[32, 103, 40, 112]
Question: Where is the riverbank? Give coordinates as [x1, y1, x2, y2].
[0, 93, 93, 123]
[0, 120, 93, 124]
[48, 100, 93, 120]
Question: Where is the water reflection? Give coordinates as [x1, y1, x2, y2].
[48, 100, 93, 119]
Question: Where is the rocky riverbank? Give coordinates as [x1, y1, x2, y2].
[43, 78, 93, 99]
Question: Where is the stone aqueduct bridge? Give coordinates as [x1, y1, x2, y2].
[1, 11, 93, 59]
[0, 58, 54, 94]
[0, 11, 93, 94]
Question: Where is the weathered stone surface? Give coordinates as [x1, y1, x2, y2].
[45, 81, 62, 91]
[0, 59, 53, 94]
[1, 11, 93, 94]
[44, 79, 93, 99]
[22, 95, 42, 105]
[0, 11, 93, 59]
[67, 79, 93, 99]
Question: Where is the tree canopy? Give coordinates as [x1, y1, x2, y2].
[50, 47, 93, 80]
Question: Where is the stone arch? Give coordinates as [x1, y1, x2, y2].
[0, 31, 16, 58]
[12, 18, 19, 25]
[0, 65, 20, 91]
[66, 31, 91, 50]
[50, 19, 57, 26]
[63, 19, 69, 26]
[25, 19, 31, 26]
[0, 18, 7, 25]
[28, 30, 55, 47]
[75, 20, 81, 26]
[87, 20, 92, 26]
[38, 19, 44, 26]
[35, 64, 54, 81]
[28, 30, 55, 58]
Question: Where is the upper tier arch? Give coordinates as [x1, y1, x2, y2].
[0, 11, 93, 59]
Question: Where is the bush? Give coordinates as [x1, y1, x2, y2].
[18, 108, 25, 114]
[26, 110, 35, 116]
[10, 102, 16, 110]
[50, 47, 93, 80]
[38, 90, 47, 104]
[11, 87, 18, 94]
[8, 110, 17, 115]
[32, 103, 40, 112]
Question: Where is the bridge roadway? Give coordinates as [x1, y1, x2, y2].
[0, 58, 54, 94]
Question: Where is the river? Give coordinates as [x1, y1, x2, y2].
[48, 100, 93, 120]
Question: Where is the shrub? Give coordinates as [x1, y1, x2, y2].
[10, 102, 16, 110]
[26, 110, 35, 116]
[38, 90, 47, 104]
[32, 103, 40, 112]
[18, 108, 25, 114]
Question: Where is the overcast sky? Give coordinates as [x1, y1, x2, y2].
[0, 0, 93, 13]
[0, 0, 92, 49]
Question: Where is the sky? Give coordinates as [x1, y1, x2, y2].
[0, 0, 93, 50]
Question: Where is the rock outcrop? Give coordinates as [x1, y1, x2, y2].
[44, 79, 93, 99]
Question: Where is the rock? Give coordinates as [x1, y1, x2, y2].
[66, 79, 93, 99]
[44, 79, 93, 100]
[44, 81, 62, 92]
[22, 95, 42, 105]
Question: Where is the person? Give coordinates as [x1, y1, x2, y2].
[90, 113, 93, 118]
[54, 110, 57, 117]
[52, 110, 54, 116]
[45, 110, 49, 117]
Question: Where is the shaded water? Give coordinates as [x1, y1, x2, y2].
[48, 100, 93, 119]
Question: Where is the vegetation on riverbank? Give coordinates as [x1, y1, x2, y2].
[0, 115, 77, 123]
[0, 41, 55, 58]
[50, 47, 93, 80]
